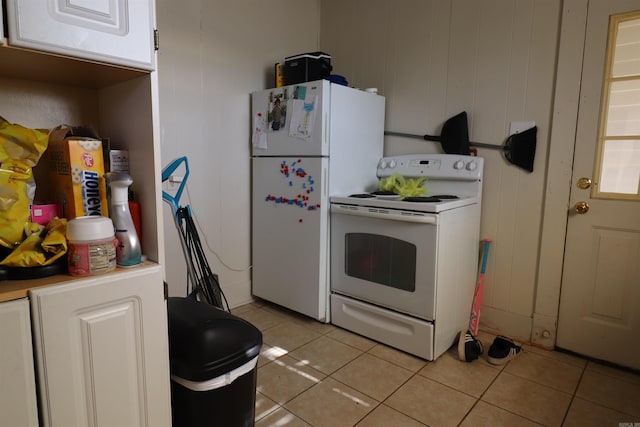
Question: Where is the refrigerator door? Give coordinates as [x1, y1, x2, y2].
[251, 80, 330, 157]
[251, 156, 329, 321]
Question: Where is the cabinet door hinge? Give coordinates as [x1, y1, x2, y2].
[154, 29, 159, 51]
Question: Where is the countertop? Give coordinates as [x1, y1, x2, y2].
[0, 262, 159, 303]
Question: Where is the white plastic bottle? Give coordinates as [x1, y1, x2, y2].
[106, 172, 142, 266]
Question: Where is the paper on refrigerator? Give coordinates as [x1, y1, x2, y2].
[252, 112, 268, 149]
[288, 96, 317, 140]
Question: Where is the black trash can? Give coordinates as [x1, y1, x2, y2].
[167, 297, 262, 427]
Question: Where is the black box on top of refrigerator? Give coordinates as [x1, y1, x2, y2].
[283, 52, 332, 85]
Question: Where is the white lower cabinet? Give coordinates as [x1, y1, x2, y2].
[30, 265, 172, 427]
[0, 298, 40, 427]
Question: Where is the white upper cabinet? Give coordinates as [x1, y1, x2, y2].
[5, 0, 155, 70]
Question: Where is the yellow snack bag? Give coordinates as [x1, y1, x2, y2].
[1, 233, 46, 267]
[0, 117, 49, 249]
[0, 217, 67, 267]
[41, 217, 68, 263]
[0, 116, 49, 174]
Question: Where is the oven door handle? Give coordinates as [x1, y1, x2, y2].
[331, 204, 437, 224]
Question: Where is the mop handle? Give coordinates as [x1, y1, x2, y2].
[384, 130, 503, 150]
[384, 130, 441, 142]
[162, 156, 190, 214]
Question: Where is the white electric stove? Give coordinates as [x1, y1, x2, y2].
[329, 154, 484, 360]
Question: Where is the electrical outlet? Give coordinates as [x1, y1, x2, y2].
[510, 121, 535, 135]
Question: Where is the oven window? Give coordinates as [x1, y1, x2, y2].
[344, 233, 416, 292]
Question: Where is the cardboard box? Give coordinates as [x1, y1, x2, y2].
[45, 128, 109, 219]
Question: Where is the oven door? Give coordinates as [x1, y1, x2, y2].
[330, 204, 438, 320]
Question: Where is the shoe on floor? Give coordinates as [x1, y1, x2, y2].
[458, 329, 484, 362]
[487, 335, 522, 365]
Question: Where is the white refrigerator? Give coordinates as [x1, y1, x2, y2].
[251, 80, 385, 322]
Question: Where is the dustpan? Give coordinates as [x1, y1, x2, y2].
[472, 125, 537, 172]
[423, 111, 471, 155]
[385, 111, 537, 172]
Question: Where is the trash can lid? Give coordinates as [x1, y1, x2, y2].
[167, 297, 263, 381]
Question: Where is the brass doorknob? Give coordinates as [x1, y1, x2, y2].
[574, 201, 589, 214]
[577, 178, 592, 189]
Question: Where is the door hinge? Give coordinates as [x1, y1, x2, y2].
[154, 29, 159, 51]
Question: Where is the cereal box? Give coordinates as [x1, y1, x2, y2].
[45, 128, 109, 219]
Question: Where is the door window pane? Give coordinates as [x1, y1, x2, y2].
[600, 139, 640, 193]
[612, 18, 640, 77]
[605, 80, 640, 136]
[595, 12, 640, 199]
[344, 233, 416, 292]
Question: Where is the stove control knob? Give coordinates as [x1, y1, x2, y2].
[454, 160, 465, 170]
[388, 160, 397, 168]
[466, 161, 478, 171]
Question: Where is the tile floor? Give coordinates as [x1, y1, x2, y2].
[232, 300, 640, 427]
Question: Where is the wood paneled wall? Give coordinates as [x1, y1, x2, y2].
[156, 0, 321, 307]
[321, 0, 563, 340]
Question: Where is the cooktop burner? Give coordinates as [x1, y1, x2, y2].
[403, 196, 443, 203]
[332, 192, 476, 213]
[403, 195, 460, 202]
[349, 193, 376, 198]
[431, 195, 459, 200]
[348, 193, 460, 203]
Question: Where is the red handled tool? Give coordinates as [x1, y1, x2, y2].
[469, 239, 491, 336]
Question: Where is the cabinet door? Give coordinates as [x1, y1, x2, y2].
[30, 265, 171, 427]
[0, 298, 39, 427]
[5, 0, 155, 70]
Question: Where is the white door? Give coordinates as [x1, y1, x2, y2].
[557, 1, 640, 370]
[30, 265, 171, 427]
[5, 0, 155, 70]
